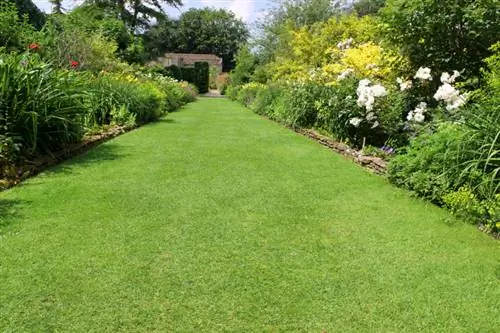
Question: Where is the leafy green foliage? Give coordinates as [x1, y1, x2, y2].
[0, 53, 86, 162]
[66, 4, 132, 52]
[86, 0, 182, 32]
[388, 123, 469, 203]
[194, 62, 209, 94]
[230, 46, 257, 86]
[255, 0, 336, 63]
[160, 63, 209, 93]
[381, 0, 500, 79]
[13, 0, 45, 29]
[388, 43, 500, 233]
[353, 0, 386, 16]
[34, 17, 120, 71]
[143, 8, 248, 71]
[0, 1, 35, 52]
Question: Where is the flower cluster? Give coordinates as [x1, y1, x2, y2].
[440, 70, 460, 84]
[28, 43, 39, 51]
[381, 145, 395, 154]
[433, 83, 467, 111]
[349, 117, 362, 127]
[431, 70, 466, 110]
[414, 67, 432, 81]
[407, 102, 427, 123]
[337, 38, 354, 50]
[356, 79, 387, 111]
[396, 77, 412, 91]
[337, 68, 354, 81]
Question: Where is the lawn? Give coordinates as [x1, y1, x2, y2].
[0, 98, 499, 332]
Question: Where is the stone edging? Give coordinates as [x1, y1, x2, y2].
[294, 128, 388, 174]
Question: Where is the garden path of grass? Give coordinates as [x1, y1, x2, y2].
[0, 98, 499, 332]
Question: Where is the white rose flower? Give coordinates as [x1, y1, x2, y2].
[413, 112, 425, 123]
[366, 112, 376, 121]
[414, 67, 432, 81]
[349, 117, 362, 127]
[397, 77, 412, 91]
[407, 111, 414, 121]
[371, 84, 387, 97]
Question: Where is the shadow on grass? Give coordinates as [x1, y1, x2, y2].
[43, 142, 127, 176]
[149, 118, 175, 125]
[0, 198, 25, 229]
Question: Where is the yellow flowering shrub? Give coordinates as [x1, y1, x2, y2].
[265, 14, 404, 83]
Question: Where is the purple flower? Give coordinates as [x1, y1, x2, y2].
[380, 145, 395, 154]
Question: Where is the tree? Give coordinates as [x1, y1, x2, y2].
[230, 46, 257, 86]
[353, 0, 386, 16]
[49, 0, 63, 14]
[143, 8, 248, 71]
[0, 1, 36, 51]
[85, 0, 182, 32]
[254, 0, 336, 64]
[381, 0, 500, 79]
[142, 16, 178, 59]
[13, 0, 46, 28]
[65, 3, 145, 63]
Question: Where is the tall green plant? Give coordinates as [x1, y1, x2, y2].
[0, 53, 86, 160]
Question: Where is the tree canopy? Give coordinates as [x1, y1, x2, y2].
[143, 8, 248, 71]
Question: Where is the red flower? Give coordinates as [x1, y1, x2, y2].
[28, 43, 39, 50]
[70, 60, 79, 68]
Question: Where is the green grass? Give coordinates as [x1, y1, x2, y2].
[0, 98, 499, 332]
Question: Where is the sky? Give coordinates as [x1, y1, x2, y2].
[33, 0, 274, 24]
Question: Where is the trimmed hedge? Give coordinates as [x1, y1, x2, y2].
[194, 62, 209, 93]
[163, 62, 209, 94]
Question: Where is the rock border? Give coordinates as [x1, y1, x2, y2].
[294, 128, 388, 174]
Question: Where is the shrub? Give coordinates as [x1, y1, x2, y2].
[216, 73, 230, 95]
[164, 65, 183, 80]
[230, 45, 256, 86]
[0, 1, 35, 52]
[33, 17, 121, 72]
[209, 66, 218, 89]
[381, 0, 500, 80]
[314, 79, 363, 143]
[178, 81, 198, 103]
[162, 63, 208, 94]
[235, 82, 265, 108]
[0, 53, 86, 162]
[388, 123, 471, 204]
[251, 84, 284, 118]
[194, 61, 209, 94]
[226, 85, 240, 100]
[84, 72, 167, 127]
[443, 187, 500, 233]
[277, 82, 326, 128]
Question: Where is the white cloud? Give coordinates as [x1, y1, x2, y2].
[34, 0, 260, 23]
[229, 0, 255, 22]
